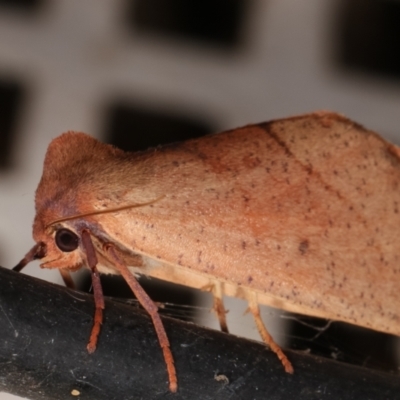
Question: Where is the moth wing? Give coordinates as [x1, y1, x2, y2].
[94, 112, 400, 335]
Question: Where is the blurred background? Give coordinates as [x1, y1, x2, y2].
[0, 0, 400, 398]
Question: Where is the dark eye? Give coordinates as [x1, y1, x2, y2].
[55, 229, 79, 252]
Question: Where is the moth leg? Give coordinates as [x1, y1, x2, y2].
[59, 269, 75, 290]
[211, 282, 229, 333]
[247, 295, 294, 374]
[106, 245, 178, 393]
[81, 230, 105, 354]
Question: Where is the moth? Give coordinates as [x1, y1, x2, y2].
[14, 112, 400, 392]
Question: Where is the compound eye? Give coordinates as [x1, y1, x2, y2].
[55, 229, 79, 252]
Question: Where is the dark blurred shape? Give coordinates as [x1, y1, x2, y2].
[0, 0, 42, 12]
[287, 314, 399, 373]
[337, 0, 400, 78]
[104, 101, 215, 151]
[126, 0, 249, 48]
[0, 80, 24, 170]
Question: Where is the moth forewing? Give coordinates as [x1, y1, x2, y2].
[96, 114, 400, 337]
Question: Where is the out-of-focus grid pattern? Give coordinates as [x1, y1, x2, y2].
[0, 1, 400, 399]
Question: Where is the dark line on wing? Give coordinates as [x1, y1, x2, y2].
[258, 120, 345, 201]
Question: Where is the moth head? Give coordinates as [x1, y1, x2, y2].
[20, 131, 112, 272]
[12, 214, 86, 273]
[33, 223, 84, 271]
[28, 212, 84, 271]
[15, 185, 162, 273]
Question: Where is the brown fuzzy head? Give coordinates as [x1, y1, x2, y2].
[28, 131, 155, 272]
[31, 131, 128, 271]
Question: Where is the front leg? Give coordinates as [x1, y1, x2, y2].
[105, 244, 178, 393]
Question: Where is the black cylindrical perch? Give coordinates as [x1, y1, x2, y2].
[0, 265, 399, 400]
